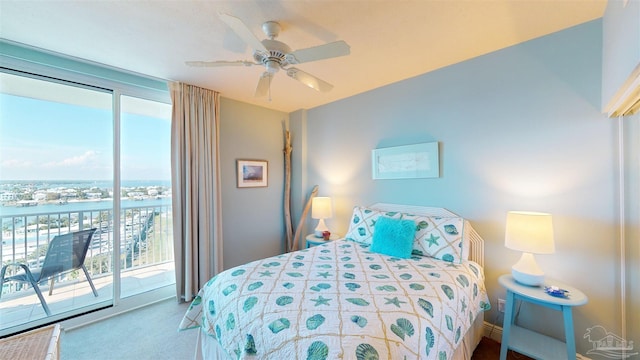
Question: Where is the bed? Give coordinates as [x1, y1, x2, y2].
[179, 203, 491, 359]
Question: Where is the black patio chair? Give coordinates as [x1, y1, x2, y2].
[0, 228, 98, 316]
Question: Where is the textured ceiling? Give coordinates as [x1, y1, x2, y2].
[0, 1, 606, 112]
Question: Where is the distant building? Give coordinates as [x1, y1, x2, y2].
[85, 192, 102, 200]
[0, 192, 15, 201]
[61, 189, 77, 198]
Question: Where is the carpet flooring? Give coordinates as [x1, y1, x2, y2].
[61, 298, 530, 359]
[61, 298, 197, 360]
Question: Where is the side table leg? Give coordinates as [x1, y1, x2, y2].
[562, 306, 577, 360]
[500, 290, 516, 360]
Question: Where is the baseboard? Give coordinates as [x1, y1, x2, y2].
[483, 321, 503, 342]
[482, 321, 591, 360]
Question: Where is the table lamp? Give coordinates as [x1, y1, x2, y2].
[505, 211, 555, 286]
[311, 197, 332, 237]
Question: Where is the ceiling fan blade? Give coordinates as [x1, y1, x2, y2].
[287, 40, 350, 64]
[218, 13, 268, 53]
[185, 60, 255, 67]
[286, 68, 333, 92]
[255, 72, 272, 97]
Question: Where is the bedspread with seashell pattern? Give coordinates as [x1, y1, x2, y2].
[179, 239, 490, 359]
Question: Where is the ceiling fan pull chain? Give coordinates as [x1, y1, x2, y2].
[268, 74, 272, 102]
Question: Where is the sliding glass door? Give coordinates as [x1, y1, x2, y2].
[119, 95, 173, 299]
[0, 72, 114, 331]
[0, 70, 174, 335]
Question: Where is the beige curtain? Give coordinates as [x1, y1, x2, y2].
[169, 82, 223, 302]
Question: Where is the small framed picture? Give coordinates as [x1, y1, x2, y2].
[236, 159, 268, 188]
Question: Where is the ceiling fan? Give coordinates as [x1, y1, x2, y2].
[186, 13, 350, 98]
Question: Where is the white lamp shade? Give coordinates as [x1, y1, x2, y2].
[505, 211, 555, 254]
[311, 197, 333, 219]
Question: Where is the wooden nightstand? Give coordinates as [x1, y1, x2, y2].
[499, 274, 588, 360]
[305, 233, 340, 248]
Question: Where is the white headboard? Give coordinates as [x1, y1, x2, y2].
[369, 203, 485, 267]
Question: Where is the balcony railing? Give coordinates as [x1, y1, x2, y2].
[1, 204, 174, 295]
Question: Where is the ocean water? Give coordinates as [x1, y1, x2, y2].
[0, 197, 171, 217]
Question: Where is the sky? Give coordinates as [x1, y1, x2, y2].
[0, 92, 171, 181]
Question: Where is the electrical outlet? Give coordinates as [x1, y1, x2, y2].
[498, 298, 506, 313]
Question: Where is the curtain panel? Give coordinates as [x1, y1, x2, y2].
[169, 82, 223, 302]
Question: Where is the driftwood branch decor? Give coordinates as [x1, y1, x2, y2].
[283, 127, 293, 251]
[282, 125, 318, 252]
[291, 185, 318, 252]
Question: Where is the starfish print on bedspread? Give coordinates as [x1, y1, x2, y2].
[385, 297, 406, 308]
[311, 295, 331, 306]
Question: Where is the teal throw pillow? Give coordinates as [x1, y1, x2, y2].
[370, 216, 416, 259]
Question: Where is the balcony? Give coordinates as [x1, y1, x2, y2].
[0, 203, 175, 333]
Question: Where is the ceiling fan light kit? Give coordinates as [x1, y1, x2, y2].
[187, 13, 350, 99]
[262, 21, 281, 39]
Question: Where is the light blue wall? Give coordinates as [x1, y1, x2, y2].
[602, 0, 640, 109]
[219, 97, 289, 269]
[297, 19, 619, 355]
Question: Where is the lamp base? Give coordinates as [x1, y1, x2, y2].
[512, 268, 545, 286]
[511, 252, 545, 286]
[314, 218, 329, 238]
